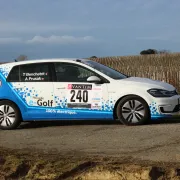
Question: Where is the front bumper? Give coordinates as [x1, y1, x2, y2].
[149, 95, 180, 119]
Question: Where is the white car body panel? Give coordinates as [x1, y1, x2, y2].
[0, 58, 179, 122]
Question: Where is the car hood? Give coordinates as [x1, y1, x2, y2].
[118, 77, 175, 91]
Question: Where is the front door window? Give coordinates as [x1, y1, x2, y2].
[54, 63, 96, 82]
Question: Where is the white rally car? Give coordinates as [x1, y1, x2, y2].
[0, 58, 179, 130]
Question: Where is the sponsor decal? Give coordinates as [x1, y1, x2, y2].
[46, 109, 77, 114]
[37, 100, 53, 107]
[91, 103, 101, 109]
[92, 97, 101, 102]
[67, 84, 102, 109]
[56, 110, 77, 114]
[67, 103, 91, 108]
[92, 88, 102, 90]
[67, 84, 92, 109]
[91, 105, 101, 109]
[68, 84, 92, 90]
[68, 84, 72, 89]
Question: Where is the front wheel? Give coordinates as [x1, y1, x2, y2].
[116, 95, 150, 125]
[0, 100, 21, 130]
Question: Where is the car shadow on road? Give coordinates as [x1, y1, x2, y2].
[18, 120, 120, 129]
[150, 119, 180, 125]
[18, 118, 180, 129]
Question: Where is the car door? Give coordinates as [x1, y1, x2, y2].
[7, 62, 56, 120]
[53, 62, 112, 119]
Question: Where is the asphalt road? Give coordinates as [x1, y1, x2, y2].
[1, 120, 180, 163]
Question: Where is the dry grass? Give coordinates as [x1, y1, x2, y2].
[0, 147, 180, 180]
[89, 53, 180, 91]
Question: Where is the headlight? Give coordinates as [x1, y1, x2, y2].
[147, 88, 178, 97]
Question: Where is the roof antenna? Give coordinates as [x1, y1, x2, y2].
[14, 59, 18, 62]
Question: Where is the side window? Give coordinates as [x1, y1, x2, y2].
[7, 63, 52, 82]
[20, 63, 51, 82]
[7, 66, 20, 82]
[54, 63, 96, 82]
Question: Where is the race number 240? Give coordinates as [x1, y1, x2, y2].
[70, 90, 88, 103]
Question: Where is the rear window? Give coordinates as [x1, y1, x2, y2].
[7, 63, 52, 82]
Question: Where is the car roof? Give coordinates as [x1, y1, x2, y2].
[0, 58, 89, 67]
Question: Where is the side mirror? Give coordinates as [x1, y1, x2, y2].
[87, 76, 102, 83]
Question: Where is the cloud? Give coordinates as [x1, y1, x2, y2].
[26, 35, 96, 44]
[0, 37, 23, 44]
[0, 21, 92, 34]
[0, 35, 96, 45]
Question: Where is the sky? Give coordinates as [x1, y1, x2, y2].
[0, 0, 180, 61]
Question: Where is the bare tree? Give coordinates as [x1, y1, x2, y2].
[158, 49, 171, 54]
[15, 55, 28, 61]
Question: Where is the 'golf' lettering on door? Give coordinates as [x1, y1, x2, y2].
[37, 100, 53, 107]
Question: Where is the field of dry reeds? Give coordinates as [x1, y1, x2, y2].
[89, 53, 180, 92]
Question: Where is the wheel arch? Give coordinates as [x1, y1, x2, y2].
[113, 94, 150, 120]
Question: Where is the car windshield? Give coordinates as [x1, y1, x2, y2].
[81, 60, 128, 80]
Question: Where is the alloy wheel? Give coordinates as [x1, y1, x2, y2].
[121, 100, 145, 123]
[0, 105, 16, 127]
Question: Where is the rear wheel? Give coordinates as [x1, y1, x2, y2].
[116, 95, 150, 125]
[0, 100, 21, 130]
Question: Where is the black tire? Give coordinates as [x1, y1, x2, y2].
[116, 95, 150, 126]
[0, 100, 22, 130]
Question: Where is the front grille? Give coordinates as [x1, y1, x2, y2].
[160, 104, 180, 113]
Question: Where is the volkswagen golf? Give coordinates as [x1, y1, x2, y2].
[0, 58, 179, 130]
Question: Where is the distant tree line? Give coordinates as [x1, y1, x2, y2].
[140, 49, 170, 55]
[15, 51, 171, 62]
[90, 49, 171, 58]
